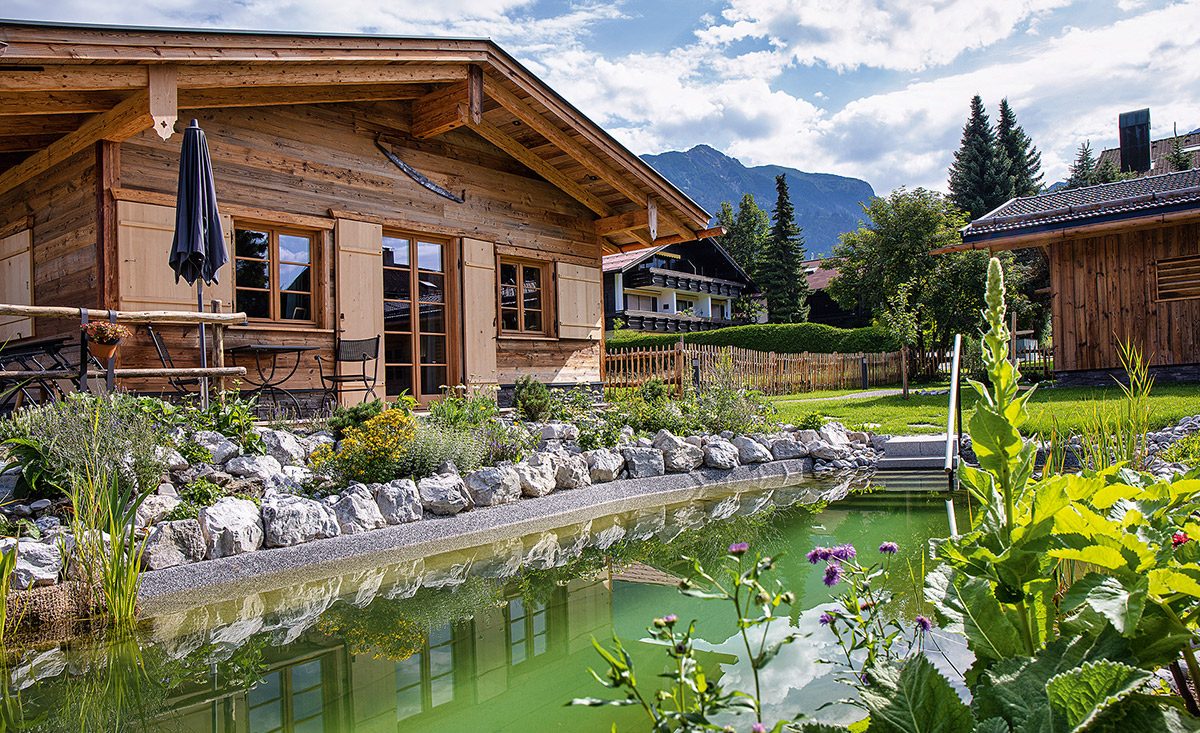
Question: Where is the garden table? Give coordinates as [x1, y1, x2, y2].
[225, 344, 318, 415]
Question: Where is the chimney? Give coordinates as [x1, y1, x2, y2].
[1118, 108, 1151, 173]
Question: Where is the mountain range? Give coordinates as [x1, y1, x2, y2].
[640, 145, 876, 257]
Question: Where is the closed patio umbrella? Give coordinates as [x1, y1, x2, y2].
[169, 119, 228, 409]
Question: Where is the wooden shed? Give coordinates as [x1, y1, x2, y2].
[935, 169, 1200, 385]
[0, 22, 718, 406]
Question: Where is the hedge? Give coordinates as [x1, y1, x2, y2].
[606, 323, 900, 354]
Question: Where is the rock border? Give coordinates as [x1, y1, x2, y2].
[139, 458, 842, 617]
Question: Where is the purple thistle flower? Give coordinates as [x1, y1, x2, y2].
[752, 724, 767, 733]
[664, 614, 677, 624]
[915, 615, 933, 632]
[806, 546, 832, 564]
[823, 562, 843, 587]
[819, 611, 834, 626]
[729, 542, 750, 556]
[830, 543, 857, 561]
[878, 541, 899, 555]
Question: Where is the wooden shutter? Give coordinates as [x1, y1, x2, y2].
[462, 238, 497, 385]
[335, 219, 384, 404]
[117, 201, 234, 311]
[1156, 254, 1200, 302]
[0, 228, 32, 342]
[557, 262, 603, 340]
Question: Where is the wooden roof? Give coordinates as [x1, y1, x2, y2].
[0, 21, 715, 253]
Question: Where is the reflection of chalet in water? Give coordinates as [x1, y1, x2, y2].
[602, 240, 758, 333]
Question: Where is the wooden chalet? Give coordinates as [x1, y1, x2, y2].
[934, 169, 1200, 385]
[0, 21, 719, 406]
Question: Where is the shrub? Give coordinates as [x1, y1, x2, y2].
[429, 385, 499, 429]
[311, 408, 418, 484]
[478, 421, 537, 465]
[547, 384, 599, 421]
[639, 378, 673, 403]
[605, 323, 900, 354]
[512, 376, 550, 422]
[327, 398, 388, 440]
[796, 411, 825, 430]
[391, 423, 486, 479]
[193, 393, 266, 454]
[0, 393, 169, 500]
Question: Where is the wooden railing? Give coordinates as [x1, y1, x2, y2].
[603, 342, 904, 396]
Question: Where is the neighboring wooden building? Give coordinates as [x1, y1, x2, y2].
[803, 258, 866, 328]
[935, 169, 1200, 384]
[0, 22, 717, 405]
[601, 240, 756, 333]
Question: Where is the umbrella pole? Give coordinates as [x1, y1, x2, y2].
[198, 282, 210, 410]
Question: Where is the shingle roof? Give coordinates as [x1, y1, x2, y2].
[961, 168, 1200, 242]
[802, 258, 838, 290]
[1098, 132, 1200, 177]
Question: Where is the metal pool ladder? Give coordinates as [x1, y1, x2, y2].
[944, 333, 964, 535]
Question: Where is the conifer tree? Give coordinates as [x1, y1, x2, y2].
[948, 95, 1014, 218]
[757, 174, 810, 323]
[997, 99, 1043, 197]
[1166, 124, 1195, 172]
[1066, 141, 1098, 188]
[715, 193, 769, 274]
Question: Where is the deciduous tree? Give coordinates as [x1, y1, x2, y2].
[715, 193, 769, 274]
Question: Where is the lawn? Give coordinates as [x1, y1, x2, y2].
[771, 382, 1200, 436]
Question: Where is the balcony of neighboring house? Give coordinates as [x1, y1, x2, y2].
[622, 266, 746, 298]
[607, 309, 742, 333]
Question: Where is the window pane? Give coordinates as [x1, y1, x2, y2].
[420, 335, 446, 364]
[386, 365, 413, 396]
[295, 717, 324, 733]
[500, 263, 517, 286]
[237, 289, 269, 319]
[235, 229, 269, 259]
[293, 687, 324, 720]
[279, 234, 311, 264]
[523, 284, 541, 311]
[383, 268, 410, 300]
[420, 365, 447, 393]
[383, 236, 410, 267]
[417, 241, 443, 272]
[384, 300, 411, 332]
[280, 292, 311, 320]
[279, 264, 310, 293]
[419, 304, 445, 334]
[385, 333, 412, 365]
[499, 285, 517, 310]
[523, 309, 542, 333]
[533, 634, 546, 656]
[396, 686, 422, 722]
[501, 308, 519, 331]
[236, 258, 270, 290]
[431, 673, 454, 707]
[418, 272, 445, 302]
[523, 265, 541, 290]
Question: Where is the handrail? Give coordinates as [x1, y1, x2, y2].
[0, 303, 246, 325]
[944, 333, 963, 474]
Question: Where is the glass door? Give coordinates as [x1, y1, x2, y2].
[383, 234, 450, 402]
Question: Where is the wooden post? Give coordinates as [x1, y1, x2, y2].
[675, 337, 684, 395]
[212, 299, 226, 395]
[901, 344, 909, 400]
[1010, 311, 1017, 366]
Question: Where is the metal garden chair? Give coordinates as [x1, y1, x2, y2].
[316, 333, 380, 408]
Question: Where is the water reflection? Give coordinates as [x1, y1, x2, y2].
[7, 477, 965, 731]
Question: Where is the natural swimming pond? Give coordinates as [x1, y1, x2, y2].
[4, 480, 966, 732]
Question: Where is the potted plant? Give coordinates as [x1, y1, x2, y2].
[81, 322, 131, 361]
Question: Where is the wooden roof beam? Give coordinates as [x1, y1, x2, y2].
[0, 89, 129, 116]
[412, 66, 482, 139]
[178, 83, 430, 109]
[461, 105, 613, 218]
[595, 200, 658, 239]
[0, 87, 155, 195]
[651, 226, 726, 247]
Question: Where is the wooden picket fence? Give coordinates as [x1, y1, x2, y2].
[603, 343, 904, 396]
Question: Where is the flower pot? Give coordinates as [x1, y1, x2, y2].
[87, 337, 122, 362]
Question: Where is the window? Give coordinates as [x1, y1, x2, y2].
[234, 225, 315, 322]
[624, 292, 657, 312]
[1156, 254, 1200, 302]
[383, 233, 449, 399]
[507, 598, 548, 666]
[395, 622, 459, 723]
[498, 258, 549, 336]
[676, 297, 696, 315]
[712, 299, 728, 320]
[247, 659, 327, 733]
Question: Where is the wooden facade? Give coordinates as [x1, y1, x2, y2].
[0, 23, 716, 404]
[1049, 220, 1200, 372]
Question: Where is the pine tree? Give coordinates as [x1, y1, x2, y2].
[1065, 141, 1098, 188]
[997, 99, 1043, 197]
[1166, 123, 1195, 172]
[757, 174, 810, 323]
[715, 193, 769, 274]
[948, 95, 1014, 218]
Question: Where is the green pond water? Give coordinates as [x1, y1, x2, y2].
[3, 479, 969, 732]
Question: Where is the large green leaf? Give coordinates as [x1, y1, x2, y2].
[969, 404, 1024, 480]
[925, 566, 1025, 679]
[1044, 660, 1151, 731]
[1085, 695, 1200, 732]
[1124, 602, 1196, 669]
[858, 656, 974, 733]
[1149, 567, 1200, 599]
[974, 719, 1011, 733]
[1059, 573, 1147, 636]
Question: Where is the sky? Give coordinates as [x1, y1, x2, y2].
[8, 0, 1200, 196]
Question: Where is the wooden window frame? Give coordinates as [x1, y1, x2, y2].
[233, 220, 319, 325]
[382, 230, 459, 401]
[497, 256, 553, 338]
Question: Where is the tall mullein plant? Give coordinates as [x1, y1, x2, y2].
[950, 257, 1044, 655]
